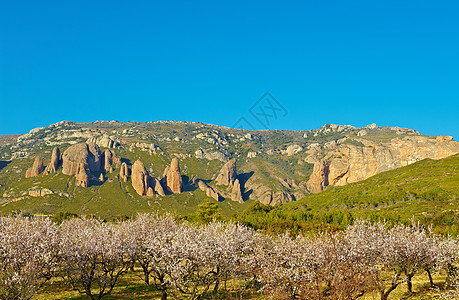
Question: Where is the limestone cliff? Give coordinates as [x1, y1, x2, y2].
[25, 157, 45, 178]
[61, 143, 102, 187]
[197, 180, 221, 201]
[62, 143, 102, 176]
[306, 135, 459, 193]
[119, 162, 130, 182]
[7, 121, 459, 208]
[131, 160, 150, 196]
[43, 147, 61, 175]
[216, 158, 237, 186]
[163, 158, 183, 194]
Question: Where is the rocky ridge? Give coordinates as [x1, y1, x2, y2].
[305, 135, 459, 193]
[1, 121, 458, 207]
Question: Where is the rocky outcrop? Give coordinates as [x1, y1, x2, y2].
[26, 157, 45, 178]
[282, 144, 303, 156]
[146, 187, 154, 197]
[151, 177, 165, 196]
[194, 148, 231, 162]
[214, 158, 244, 202]
[131, 160, 165, 196]
[131, 160, 150, 196]
[257, 190, 295, 205]
[12, 121, 459, 207]
[75, 163, 90, 187]
[130, 142, 160, 155]
[62, 143, 101, 176]
[231, 178, 243, 203]
[216, 158, 237, 186]
[163, 158, 183, 194]
[28, 188, 54, 197]
[197, 180, 221, 201]
[102, 149, 121, 173]
[60, 143, 102, 187]
[306, 135, 459, 193]
[119, 162, 130, 182]
[87, 134, 120, 148]
[43, 147, 61, 175]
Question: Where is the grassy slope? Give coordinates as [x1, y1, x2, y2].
[0, 146, 253, 218]
[282, 153, 459, 232]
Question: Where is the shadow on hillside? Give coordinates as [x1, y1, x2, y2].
[89, 174, 105, 187]
[182, 175, 197, 192]
[0, 161, 10, 172]
[120, 158, 131, 166]
[238, 171, 254, 201]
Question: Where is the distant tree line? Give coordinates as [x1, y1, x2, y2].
[232, 202, 459, 236]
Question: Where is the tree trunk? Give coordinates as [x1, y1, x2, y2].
[380, 282, 400, 300]
[145, 272, 150, 285]
[406, 274, 413, 293]
[426, 269, 434, 287]
[130, 260, 135, 272]
[161, 290, 167, 300]
[142, 265, 150, 285]
[213, 278, 220, 293]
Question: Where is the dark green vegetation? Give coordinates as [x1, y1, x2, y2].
[237, 154, 459, 235]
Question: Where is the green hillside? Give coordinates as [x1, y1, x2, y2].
[294, 153, 459, 209]
[236, 154, 459, 235]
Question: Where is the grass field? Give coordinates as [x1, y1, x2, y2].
[33, 267, 454, 299]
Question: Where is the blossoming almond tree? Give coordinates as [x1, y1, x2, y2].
[59, 218, 135, 300]
[124, 213, 179, 300]
[0, 215, 457, 299]
[0, 217, 59, 300]
[254, 233, 328, 299]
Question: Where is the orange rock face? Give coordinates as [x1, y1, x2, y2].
[131, 160, 150, 196]
[25, 156, 45, 178]
[43, 147, 61, 175]
[103, 149, 121, 173]
[62, 143, 101, 176]
[75, 163, 90, 187]
[306, 136, 459, 193]
[216, 158, 237, 186]
[119, 162, 130, 182]
[151, 177, 165, 196]
[231, 178, 243, 203]
[163, 158, 183, 194]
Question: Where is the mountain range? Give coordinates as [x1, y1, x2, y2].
[0, 120, 458, 217]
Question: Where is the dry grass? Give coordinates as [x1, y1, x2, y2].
[33, 268, 455, 300]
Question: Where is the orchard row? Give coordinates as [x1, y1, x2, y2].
[0, 215, 458, 300]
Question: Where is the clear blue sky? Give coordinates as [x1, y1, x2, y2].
[1, 0, 458, 139]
